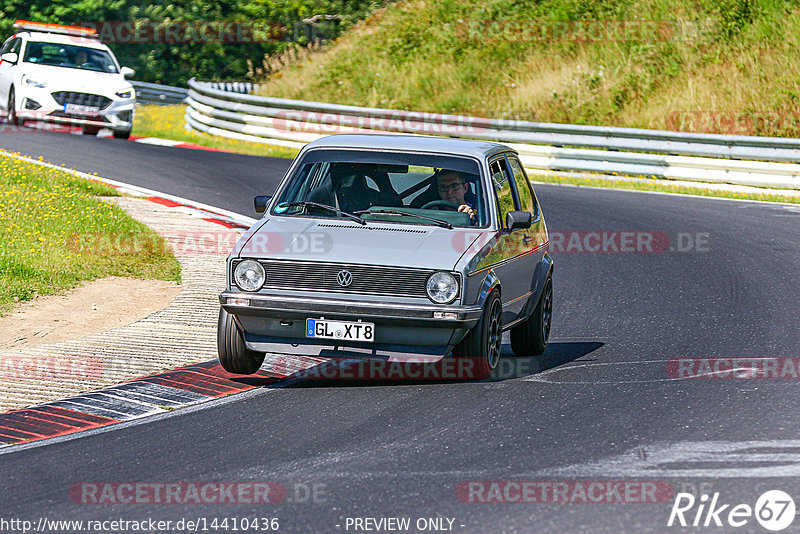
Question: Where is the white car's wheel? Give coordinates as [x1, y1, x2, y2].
[7, 87, 20, 126]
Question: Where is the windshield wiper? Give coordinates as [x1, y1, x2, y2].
[282, 201, 367, 225]
[355, 209, 453, 229]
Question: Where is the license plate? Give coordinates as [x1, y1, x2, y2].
[306, 319, 374, 342]
[64, 103, 100, 115]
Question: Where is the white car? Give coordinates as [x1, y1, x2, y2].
[0, 20, 136, 138]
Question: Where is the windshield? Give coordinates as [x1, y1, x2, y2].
[273, 149, 487, 228]
[23, 42, 118, 73]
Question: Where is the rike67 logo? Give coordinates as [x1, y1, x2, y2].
[668, 490, 796, 531]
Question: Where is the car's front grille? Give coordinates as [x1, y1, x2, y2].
[51, 92, 112, 110]
[241, 259, 437, 298]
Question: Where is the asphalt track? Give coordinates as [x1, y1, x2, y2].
[2, 130, 800, 532]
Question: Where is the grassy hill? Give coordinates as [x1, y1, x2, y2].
[256, 0, 800, 137]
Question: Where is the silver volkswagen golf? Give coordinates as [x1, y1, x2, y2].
[218, 134, 553, 379]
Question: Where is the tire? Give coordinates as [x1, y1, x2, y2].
[113, 129, 131, 140]
[510, 275, 553, 356]
[454, 289, 502, 379]
[7, 87, 19, 126]
[217, 307, 265, 374]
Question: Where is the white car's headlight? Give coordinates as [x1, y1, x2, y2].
[233, 260, 265, 292]
[22, 75, 46, 88]
[426, 271, 459, 304]
[115, 88, 135, 99]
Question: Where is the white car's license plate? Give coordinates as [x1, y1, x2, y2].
[64, 103, 100, 115]
[306, 319, 374, 342]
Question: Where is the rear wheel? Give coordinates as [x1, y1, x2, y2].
[510, 275, 552, 356]
[217, 307, 265, 374]
[454, 290, 502, 379]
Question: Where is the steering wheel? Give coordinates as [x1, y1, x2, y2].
[421, 200, 460, 211]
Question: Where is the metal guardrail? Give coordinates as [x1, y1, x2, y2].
[133, 81, 256, 105]
[184, 78, 800, 190]
[132, 81, 188, 105]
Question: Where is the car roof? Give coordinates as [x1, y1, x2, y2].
[14, 31, 108, 50]
[303, 134, 515, 160]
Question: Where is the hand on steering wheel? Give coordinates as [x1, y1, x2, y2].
[420, 200, 460, 211]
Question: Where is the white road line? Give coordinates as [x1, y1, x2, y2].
[534, 440, 800, 478]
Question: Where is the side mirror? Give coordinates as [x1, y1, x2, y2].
[254, 195, 272, 214]
[506, 210, 532, 230]
[1, 52, 18, 64]
[120, 66, 135, 78]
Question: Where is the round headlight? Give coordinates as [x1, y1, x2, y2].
[426, 271, 459, 304]
[233, 260, 265, 292]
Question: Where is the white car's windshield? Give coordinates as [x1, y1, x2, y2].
[273, 149, 487, 228]
[23, 42, 118, 73]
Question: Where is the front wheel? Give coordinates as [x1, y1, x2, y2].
[113, 129, 131, 139]
[454, 290, 502, 379]
[7, 88, 19, 126]
[217, 307, 265, 374]
[510, 276, 552, 356]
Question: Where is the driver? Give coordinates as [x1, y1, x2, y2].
[436, 170, 475, 221]
[74, 50, 88, 66]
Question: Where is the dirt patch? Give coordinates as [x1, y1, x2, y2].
[0, 277, 181, 350]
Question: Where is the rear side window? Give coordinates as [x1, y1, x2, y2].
[490, 158, 514, 229]
[507, 156, 537, 215]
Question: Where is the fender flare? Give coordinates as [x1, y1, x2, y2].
[475, 270, 501, 309]
[519, 252, 554, 320]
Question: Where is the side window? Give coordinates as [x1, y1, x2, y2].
[0, 39, 11, 55]
[507, 156, 537, 216]
[489, 158, 514, 229]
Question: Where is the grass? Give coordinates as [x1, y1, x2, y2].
[255, 0, 800, 138]
[531, 172, 800, 204]
[132, 104, 300, 158]
[0, 153, 181, 314]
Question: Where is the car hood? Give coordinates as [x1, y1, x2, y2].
[233, 217, 488, 271]
[20, 63, 131, 94]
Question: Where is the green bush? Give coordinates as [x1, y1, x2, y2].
[0, 0, 384, 84]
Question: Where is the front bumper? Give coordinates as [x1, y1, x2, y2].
[16, 86, 134, 131]
[220, 291, 482, 357]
